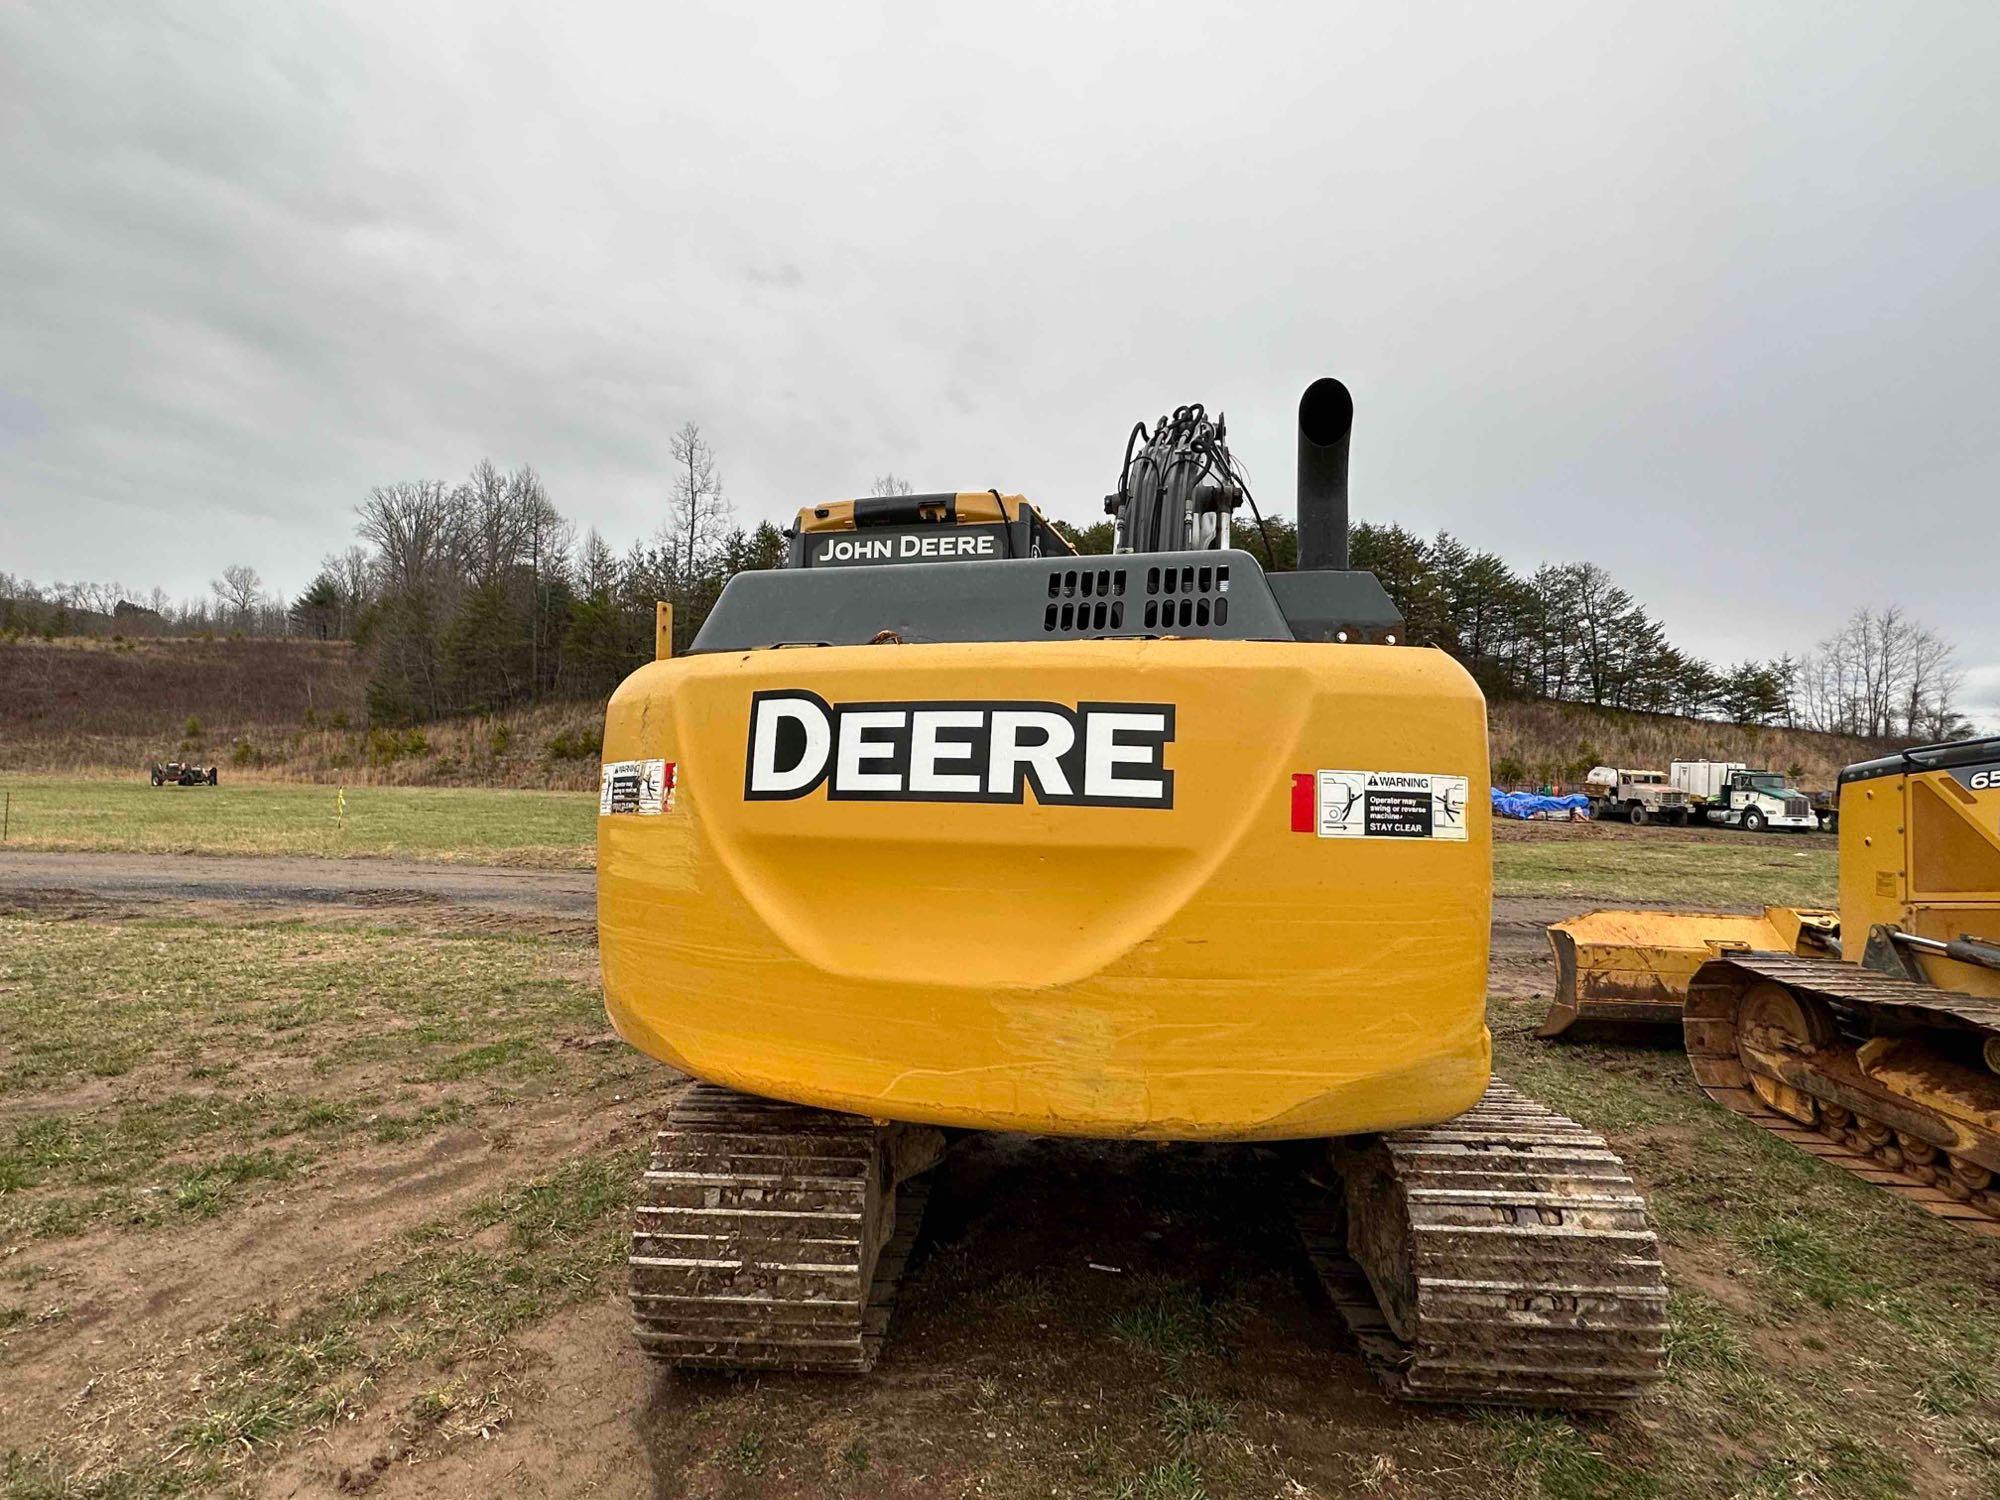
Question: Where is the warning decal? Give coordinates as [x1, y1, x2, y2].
[599, 758, 674, 816]
[1310, 770, 1468, 841]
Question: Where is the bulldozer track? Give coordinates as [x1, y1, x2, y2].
[1303, 1081, 1667, 1409]
[1686, 954, 2000, 1238]
[629, 1083, 941, 1372]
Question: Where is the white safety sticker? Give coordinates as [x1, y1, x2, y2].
[599, 758, 674, 816]
[1315, 770, 1468, 841]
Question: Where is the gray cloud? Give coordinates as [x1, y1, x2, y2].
[4, 2, 1997, 721]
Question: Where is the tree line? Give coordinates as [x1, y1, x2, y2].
[1056, 513, 1969, 739]
[0, 566, 293, 639]
[4, 443, 1972, 742]
[306, 428, 788, 723]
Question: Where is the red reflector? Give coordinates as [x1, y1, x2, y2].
[1290, 772, 1314, 833]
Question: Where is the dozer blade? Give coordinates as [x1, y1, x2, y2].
[1540, 907, 1837, 1039]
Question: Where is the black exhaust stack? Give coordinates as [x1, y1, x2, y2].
[1296, 377, 1353, 571]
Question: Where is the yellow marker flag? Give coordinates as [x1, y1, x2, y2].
[335, 787, 347, 820]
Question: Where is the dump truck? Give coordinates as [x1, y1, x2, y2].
[1543, 735, 2000, 1234]
[1672, 760, 1814, 832]
[597, 380, 1666, 1407]
[1582, 766, 1690, 826]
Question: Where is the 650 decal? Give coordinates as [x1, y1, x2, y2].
[744, 691, 1174, 808]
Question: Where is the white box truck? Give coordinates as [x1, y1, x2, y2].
[1670, 760, 1816, 832]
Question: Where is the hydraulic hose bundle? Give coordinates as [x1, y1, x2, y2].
[1110, 403, 1276, 562]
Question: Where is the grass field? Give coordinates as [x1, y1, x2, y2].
[0, 908, 659, 1497]
[0, 776, 594, 866]
[3, 899, 1996, 1498]
[1493, 824, 1839, 907]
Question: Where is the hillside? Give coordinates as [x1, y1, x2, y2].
[1488, 699, 1894, 792]
[0, 636, 1901, 793]
[0, 638, 602, 790]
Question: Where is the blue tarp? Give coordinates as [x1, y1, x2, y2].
[1491, 789, 1591, 820]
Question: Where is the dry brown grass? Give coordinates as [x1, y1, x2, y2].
[0, 638, 602, 790]
[235, 701, 606, 791]
[1, 636, 365, 760]
[1490, 698, 1894, 790]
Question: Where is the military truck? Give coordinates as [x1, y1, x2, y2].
[1583, 766, 1691, 825]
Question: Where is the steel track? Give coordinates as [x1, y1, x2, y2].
[629, 1083, 939, 1372]
[1686, 953, 2000, 1238]
[1304, 1081, 1668, 1409]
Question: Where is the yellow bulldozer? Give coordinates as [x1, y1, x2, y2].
[1542, 739, 2000, 1235]
[597, 381, 1667, 1406]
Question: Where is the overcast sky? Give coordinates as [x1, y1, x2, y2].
[4, 3, 1997, 721]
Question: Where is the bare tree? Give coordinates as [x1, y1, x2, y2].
[74, 579, 123, 615]
[210, 564, 264, 627]
[1854, 605, 1901, 737]
[513, 465, 569, 690]
[357, 480, 461, 592]
[327, 546, 374, 624]
[577, 527, 620, 596]
[1898, 625, 1959, 740]
[459, 459, 530, 588]
[667, 422, 731, 579]
[512, 466, 569, 574]
[352, 480, 464, 719]
[869, 473, 915, 497]
[300, 546, 374, 637]
[1793, 606, 1967, 740]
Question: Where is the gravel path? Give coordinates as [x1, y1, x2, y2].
[0, 849, 596, 920]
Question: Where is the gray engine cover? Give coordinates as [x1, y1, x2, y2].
[688, 549, 1402, 652]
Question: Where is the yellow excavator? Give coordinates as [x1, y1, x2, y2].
[1542, 739, 2000, 1235]
[598, 382, 1667, 1405]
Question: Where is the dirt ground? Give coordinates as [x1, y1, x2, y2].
[2, 837, 1995, 1500]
